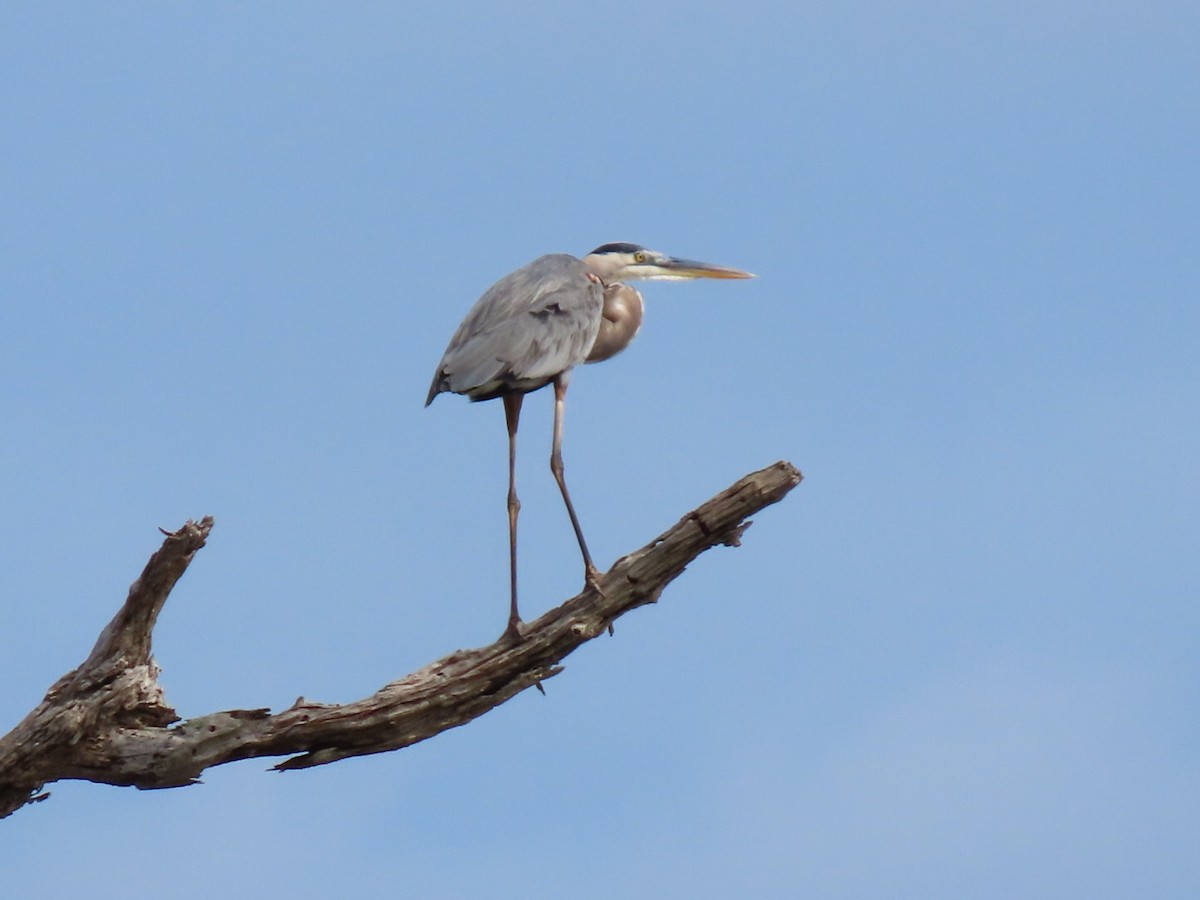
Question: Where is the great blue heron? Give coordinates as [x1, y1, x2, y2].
[426, 242, 753, 637]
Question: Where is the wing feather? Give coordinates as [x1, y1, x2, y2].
[426, 254, 603, 403]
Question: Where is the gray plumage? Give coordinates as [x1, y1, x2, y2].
[425, 242, 753, 639]
[425, 254, 603, 405]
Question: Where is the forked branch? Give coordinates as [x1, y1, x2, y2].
[0, 461, 802, 819]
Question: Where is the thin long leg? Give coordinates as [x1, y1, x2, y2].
[503, 393, 523, 637]
[551, 372, 601, 590]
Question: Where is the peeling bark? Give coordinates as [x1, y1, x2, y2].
[0, 461, 802, 819]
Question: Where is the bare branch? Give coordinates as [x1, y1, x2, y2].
[0, 461, 802, 819]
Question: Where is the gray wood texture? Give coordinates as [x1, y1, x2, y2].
[0, 461, 801, 819]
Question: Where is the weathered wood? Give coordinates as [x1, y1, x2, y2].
[0, 461, 802, 819]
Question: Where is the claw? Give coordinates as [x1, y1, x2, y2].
[584, 565, 604, 595]
[582, 567, 612, 633]
[502, 616, 525, 642]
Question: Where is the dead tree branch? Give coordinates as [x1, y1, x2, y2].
[0, 460, 802, 819]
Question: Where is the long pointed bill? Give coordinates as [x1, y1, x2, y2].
[656, 256, 756, 280]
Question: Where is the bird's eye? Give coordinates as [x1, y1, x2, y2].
[634, 251, 647, 263]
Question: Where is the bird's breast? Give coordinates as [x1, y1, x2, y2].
[585, 284, 644, 364]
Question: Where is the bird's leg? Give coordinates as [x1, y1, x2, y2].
[503, 393, 524, 638]
[550, 373, 602, 593]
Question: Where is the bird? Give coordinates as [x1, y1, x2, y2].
[426, 242, 754, 638]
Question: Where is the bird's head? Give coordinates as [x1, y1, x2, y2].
[582, 242, 755, 284]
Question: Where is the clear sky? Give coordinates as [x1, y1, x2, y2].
[2, 3, 1197, 897]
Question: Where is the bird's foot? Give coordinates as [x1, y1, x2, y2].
[583, 565, 605, 595]
[502, 616, 525, 642]
[582, 567, 614, 635]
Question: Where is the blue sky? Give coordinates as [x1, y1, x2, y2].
[2, 3, 1197, 897]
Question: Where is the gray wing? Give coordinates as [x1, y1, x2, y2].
[426, 254, 604, 404]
